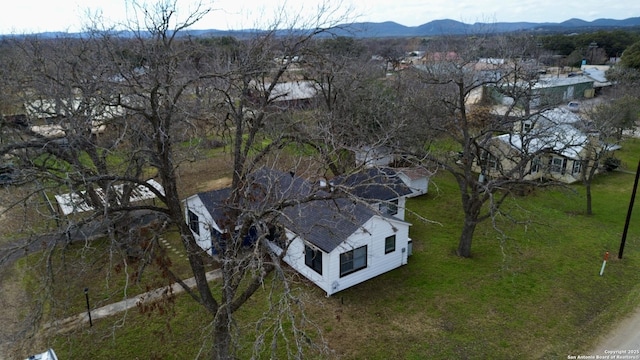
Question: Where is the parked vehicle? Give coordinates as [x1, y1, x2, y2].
[567, 101, 580, 112]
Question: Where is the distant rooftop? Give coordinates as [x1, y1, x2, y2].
[534, 75, 593, 89]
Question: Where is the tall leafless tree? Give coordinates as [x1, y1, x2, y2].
[406, 34, 580, 257]
[1, 1, 356, 358]
[578, 96, 639, 215]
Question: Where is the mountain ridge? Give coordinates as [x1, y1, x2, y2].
[330, 17, 640, 37]
[4, 17, 640, 39]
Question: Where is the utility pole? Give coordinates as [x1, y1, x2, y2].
[84, 287, 93, 327]
[618, 158, 640, 259]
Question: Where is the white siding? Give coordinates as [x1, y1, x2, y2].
[187, 194, 413, 296]
[282, 215, 411, 296]
[183, 195, 222, 256]
[399, 175, 429, 197]
[396, 197, 407, 220]
[354, 147, 394, 168]
[281, 230, 333, 294]
[375, 196, 407, 221]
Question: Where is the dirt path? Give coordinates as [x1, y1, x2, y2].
[43, 269, 222, 335]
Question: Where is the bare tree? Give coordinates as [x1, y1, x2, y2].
[1, 1, 355, 358]
[407, 34, 575, 257]
[578, 96, 639, 215]
[296, 36, 423, 176]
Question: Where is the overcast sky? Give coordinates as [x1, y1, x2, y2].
[1, 0, 638, 34]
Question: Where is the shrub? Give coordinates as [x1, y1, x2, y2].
[603, 157, 621, 171]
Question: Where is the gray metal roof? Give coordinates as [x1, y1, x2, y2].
[281, 196, 378, 253]
[194, 168, 382, 253]
[331, 167, 413, 201]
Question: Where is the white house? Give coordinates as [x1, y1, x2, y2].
[183, 168, 413, 296]
[580, 65, 612, 90]
[354, 146, 394, 168]
[476, 107, 620, 184]
[183, 188, 232, 256]
[276, 197, 412, 296]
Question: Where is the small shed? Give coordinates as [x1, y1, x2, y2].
[396, 167, 431, 197]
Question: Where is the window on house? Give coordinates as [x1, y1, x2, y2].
[380, 199, 399, 216]
[530, 157, 541, 173]
[267, 225, 287, 249]
[487, 153, 500, 170]
[188, 210, 199, 235]
[385, 235, 396, 254]
[340, 245, 367, 277]
[305, 245, 323, 275]
[521, 121, 533, 133]
[482, 151, 499, 171]
[549, 157, 567, 174]
[572, 160, 582, 175]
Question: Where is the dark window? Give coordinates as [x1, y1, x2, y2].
[572, 160, 582, 175]
[486, 153, 499, 170]
[268, 225, 286, 249]
[481, 151, 500, 171]
[385, 235, 396, 254]
[531, 157, 541, 173]
[549, 157, 567, 174]
[188, 210, 199, 235]
[340, 246, 367, 277]
[380, 199, 398, 216]
[305, 245, 323, 275]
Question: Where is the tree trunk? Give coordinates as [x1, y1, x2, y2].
[457, 216, 477, 258]
[586, 183, 593, 215]
[212, 310, 233, 360]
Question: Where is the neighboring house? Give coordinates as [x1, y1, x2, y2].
[476, 107, 618, 184]
[354, 146, 394, 168]
[249, 80, 320, 109]
[580, 65, 612, 92]
[24, 348, 58, 360]
[488, 75, 595, 109]
[183, 168, 413, 296]
[55, 179, 165, 215]
[473, 58, 506, 84]
[530, 76, 595, 108]
[25, 98, 124, 121]
[23, 97, 123, 136]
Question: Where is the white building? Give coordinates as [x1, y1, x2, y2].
[183, 168, 413, 296]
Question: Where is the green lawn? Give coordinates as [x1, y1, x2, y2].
[21, 138, 640, 359]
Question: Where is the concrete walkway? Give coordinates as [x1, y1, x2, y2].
[43, 269, 222, 334]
